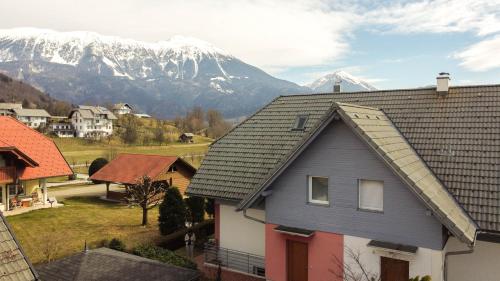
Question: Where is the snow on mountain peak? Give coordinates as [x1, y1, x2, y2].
[0, 27, 233, 80]
[307, 70, 377, 92]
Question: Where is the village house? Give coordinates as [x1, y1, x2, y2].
[0, 103, 22, 116]
[187, 74, 500, 281]
[90, 153, 196, 201]
[112, 103, 133, 116]
[11, 108, 51, 129]
[0, 116, 73, 213]
[69, 105, 117, 138]
[179, 133, 194, 143]
[48, 122, 75, 138]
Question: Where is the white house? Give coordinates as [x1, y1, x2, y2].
[69, 105, 117, 138]
[0, 103, 22, 116]
[48, 123, 74, 138]
[12, 108, 51, 129]
[112, 103, 133, 115]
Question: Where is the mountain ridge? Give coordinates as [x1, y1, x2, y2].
[0, 28, 375, 118]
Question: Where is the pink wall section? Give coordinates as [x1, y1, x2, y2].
[265, 223, 344, 281]
[215, 203, 220, 242]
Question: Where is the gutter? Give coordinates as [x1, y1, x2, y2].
[444, 246, 474, 281]
[443, 231, 479, 281]
[243, 209, 265, 224]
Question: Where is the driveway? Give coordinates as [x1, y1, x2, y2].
[49, 183, 124, 200]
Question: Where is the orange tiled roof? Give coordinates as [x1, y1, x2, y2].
[90, 153, 180, 185]
[0, 116, 73, 180]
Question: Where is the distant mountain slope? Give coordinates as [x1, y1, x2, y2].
[307, 70, 376, 92]
[0, 72, 71, 115]
[0, 28, 308, 118]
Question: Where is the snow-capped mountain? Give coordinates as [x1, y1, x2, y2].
[0, 28, 307, 118]
[307, 70, 376, 92]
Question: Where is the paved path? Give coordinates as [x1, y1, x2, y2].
[49, 183, 123, 199]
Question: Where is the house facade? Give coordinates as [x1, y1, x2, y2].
[69, 105, 117, 138]
[0, 117, 73, 212]
[48, 122, 75, 138]
[188, 77, 500, 281]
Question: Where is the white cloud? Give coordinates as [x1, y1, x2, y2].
[0, 0, 358, 73]
[454, 35, 500, 71]
[365, 0, 500, 36]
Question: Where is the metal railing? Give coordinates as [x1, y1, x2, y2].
[204, 242, 266, 277]
[0, 167, 15, 183]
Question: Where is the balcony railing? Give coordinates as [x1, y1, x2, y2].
[0, 167, 16, 183]
[204, 242, 265, 278]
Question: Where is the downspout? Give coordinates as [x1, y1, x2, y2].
[443, 231, 479, 281]
[243, 209, 265, 224]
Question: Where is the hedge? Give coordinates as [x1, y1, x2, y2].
[133, 244, 197, 270]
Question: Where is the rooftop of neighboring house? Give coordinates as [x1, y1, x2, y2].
[112, 103, 133, 110]
[0, 103, 22, 110]
[0, 116, 73, 180]
[187, 82, 500, 241]
[90, 153, 196, 185]
[12, 108, 51, 118]
[69, 105, 117, 120]
[0, 212, 39, 281]
[35, 247, 199, 281]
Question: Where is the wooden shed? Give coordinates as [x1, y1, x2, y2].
[89, 153, 196, 201]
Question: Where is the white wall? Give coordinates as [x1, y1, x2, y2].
[344, 235, 444, 281]
[446, 237, 500, 281]
[219, 204, 265, 256]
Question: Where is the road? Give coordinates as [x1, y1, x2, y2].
[49, 183, 123, 200]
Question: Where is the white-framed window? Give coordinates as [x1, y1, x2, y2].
[358, 179, 384, 212]
[308, 176, 329, 205]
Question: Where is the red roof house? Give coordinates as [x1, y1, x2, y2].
[0, 116, 72, 211]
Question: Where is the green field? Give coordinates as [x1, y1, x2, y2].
[53, 135, 211, 169]
[7, 197, 164, 264]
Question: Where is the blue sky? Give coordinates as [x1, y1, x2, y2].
[1, 0, 500, 89]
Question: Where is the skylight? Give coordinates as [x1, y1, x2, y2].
[292, 115, 308, 130]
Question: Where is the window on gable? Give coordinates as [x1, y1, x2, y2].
[308, 176, 329, 205]
[292, 115, 308, 130]
[358, 179, 384, 212]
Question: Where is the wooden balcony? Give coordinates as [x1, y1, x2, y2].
[0, 167, 16, 183]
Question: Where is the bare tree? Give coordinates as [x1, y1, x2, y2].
[125, 176, 167, 226]
[40, 227, 61, 262]
[330, 246, 381, 281]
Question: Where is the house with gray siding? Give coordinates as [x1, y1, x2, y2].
[187, 74, 500, 281]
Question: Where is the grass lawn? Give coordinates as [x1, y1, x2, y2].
[7, 196, 163, 265]
[54, 136, 212, 168]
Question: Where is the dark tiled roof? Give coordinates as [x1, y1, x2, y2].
[0, 214, 38, 281]
[35, 248, 199, 281]
[187, 85, 500, 232]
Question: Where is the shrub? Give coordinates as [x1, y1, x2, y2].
[88, 157, 108, 183]
[184, 196, 205, 223]
[133, 244, 197, 270]
[108, 238, 126, 252]
[158, 187, 186, 235]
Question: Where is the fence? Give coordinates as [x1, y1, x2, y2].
[204, 242, 265, 277]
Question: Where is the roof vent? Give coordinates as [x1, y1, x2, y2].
[333, 78, 341, 93]
[436, 72, 450, 96]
